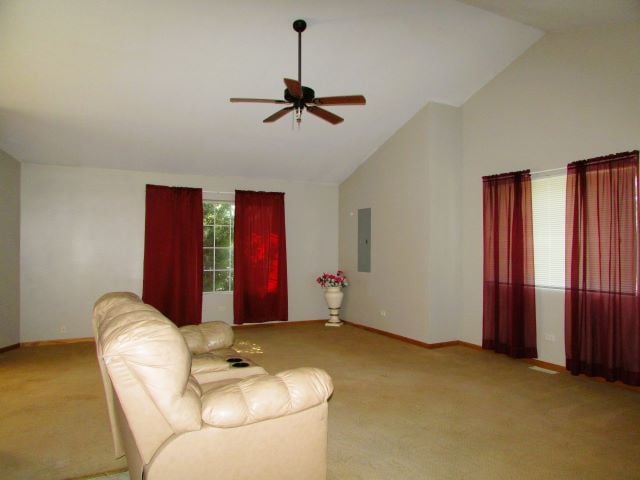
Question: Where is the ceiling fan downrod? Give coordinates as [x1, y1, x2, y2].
[293, 19, 306, 123]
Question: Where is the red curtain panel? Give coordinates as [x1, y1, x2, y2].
[565, 151, 640, 386]
[142, 184, 203, 327]
[233, 190, 288, 324]
[482, 170, 537, 358]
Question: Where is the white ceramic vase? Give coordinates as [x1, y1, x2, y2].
[324, 286, 344, 327]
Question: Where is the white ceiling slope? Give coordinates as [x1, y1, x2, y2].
[0, 1, 547, 183]
[459, 0, 640, 32]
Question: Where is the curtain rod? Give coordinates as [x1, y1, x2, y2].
[203, 190, 234, 195]
[486, 166, 566, 179]
[530, 166, 566, 177]
[532, 151, 638, 176]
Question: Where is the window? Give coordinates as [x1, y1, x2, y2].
[203, 201, 234, 292]
[531, 173, 566, 288]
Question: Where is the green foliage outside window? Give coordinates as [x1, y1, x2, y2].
[203, 201, 234, 292]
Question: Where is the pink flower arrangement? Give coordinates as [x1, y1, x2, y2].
[316, 270, 349, 288]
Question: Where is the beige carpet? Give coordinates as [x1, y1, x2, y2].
[0, 342, 127, 480]
[1, 323, 640, 479]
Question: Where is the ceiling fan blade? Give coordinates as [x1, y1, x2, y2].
[306, 106, 344, 125]
[230, 98, 289, 104]
[313, 95, 366, 106]
[263, 106, 295, 123]
[284, 78, 303, 98]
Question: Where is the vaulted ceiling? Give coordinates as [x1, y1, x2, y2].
[0, 1, 637, 183]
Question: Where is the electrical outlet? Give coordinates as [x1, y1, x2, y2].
[380, 310, 387, 317]
[60, 325, 67, 334]
[544, 333, 556, 342]
[217, 306, 226, 312]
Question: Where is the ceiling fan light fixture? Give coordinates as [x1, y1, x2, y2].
[229, 19, 366, 126]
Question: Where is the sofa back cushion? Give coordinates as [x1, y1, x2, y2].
[100, 308, 202, 437]
[93, 292, 153, 457]
[92, 291, 142, 333]
[180, 322, 234, 354]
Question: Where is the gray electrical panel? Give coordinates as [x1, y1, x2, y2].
[358, 208, 371, 272]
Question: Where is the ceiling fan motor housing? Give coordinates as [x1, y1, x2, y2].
[284, 86, 315, 104]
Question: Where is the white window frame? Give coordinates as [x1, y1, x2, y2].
[203, 200, 234, 293]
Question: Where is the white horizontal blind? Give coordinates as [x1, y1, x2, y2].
[531, 174, 566, 288]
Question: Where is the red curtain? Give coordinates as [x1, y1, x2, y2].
[565, 151, 640, 386]
[233, 190, 288, 324]
[142, 184, 203, 327]
[482, 170, 537, 358]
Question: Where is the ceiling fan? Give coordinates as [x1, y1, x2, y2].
[230, 19, 366, 125]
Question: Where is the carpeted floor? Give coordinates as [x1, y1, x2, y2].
[1, 323, 639, 479]
[82, 473, 128, 480]
[0, 342, 127, 480]
[79, 472, 131, 480]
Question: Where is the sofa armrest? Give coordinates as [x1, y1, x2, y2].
[179, 321, 234, 354]
[201, 367, 333, 428]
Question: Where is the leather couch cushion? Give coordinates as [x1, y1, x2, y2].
[101, 309, 202, 434]
[201, 367, 333, 428]
[93, 292, 142, 327]
[180, 322, 234, 354]
[190, 353, 232, 373]
[97, 302, 159, 338]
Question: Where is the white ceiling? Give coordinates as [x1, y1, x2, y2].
[0, 1, 633, 184]
[459, 0, 640, 32]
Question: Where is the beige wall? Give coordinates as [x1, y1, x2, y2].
[339, 102, 462, 343]
[0, 149, 21, 348]
[338, 22, 639, 362]
[20, 163, 338, 342]
[425, 104, 462, 343]
[13, 23, 639, 354]
[461, 23, 640, 364]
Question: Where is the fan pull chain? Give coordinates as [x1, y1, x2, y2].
[292, 107, 302, 131]
[291, 109, 302, 131]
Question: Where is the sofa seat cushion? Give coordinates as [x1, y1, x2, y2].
[190, 350, 267, 384]
[190, 352, 235, 374]
[201, 367, 333, 428]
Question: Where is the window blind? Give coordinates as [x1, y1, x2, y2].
[531, 174, 566, 288]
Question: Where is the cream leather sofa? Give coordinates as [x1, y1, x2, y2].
[93, 293, 333, 480]
[93, 293, 267, 384]
[93, 292, 267, 458]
